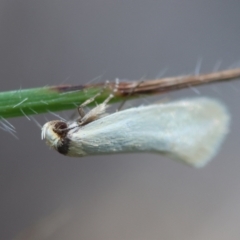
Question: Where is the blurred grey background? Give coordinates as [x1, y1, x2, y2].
[1, 1, 240, 240]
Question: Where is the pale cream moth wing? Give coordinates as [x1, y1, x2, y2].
[42, 97, 230, 167]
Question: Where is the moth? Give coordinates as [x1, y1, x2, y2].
[42, 95, 230, 168]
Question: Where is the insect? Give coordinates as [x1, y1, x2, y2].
[42, 94, 230, 168]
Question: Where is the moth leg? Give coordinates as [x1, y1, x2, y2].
[78, 93, 114, 126]
[77, 80, 110, 118]
[76, 81, 115, 125]
[77, 91, 102, 118]
[102, 92, 114, 105]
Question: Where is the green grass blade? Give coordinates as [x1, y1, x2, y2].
[1, 68, 240, 119]
[0, 85, 113, 119]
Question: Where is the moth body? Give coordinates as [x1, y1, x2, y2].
[42, 97, 230, 167]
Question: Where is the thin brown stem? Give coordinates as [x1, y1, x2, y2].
[101, 68, 240, 96]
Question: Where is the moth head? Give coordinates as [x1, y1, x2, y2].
[41, 120, 68, 149]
